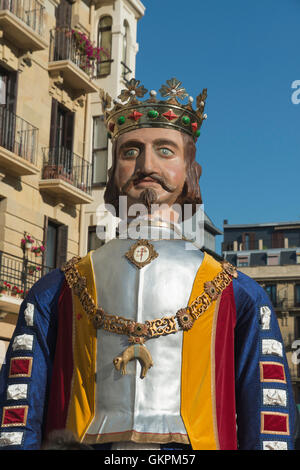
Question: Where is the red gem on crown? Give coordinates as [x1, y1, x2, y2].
[162, 110, 178, 121]
[128, 110, 143, 121]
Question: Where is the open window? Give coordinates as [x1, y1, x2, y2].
[97, 16, 112, 76]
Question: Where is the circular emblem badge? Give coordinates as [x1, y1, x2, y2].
[133, 245, 150, 264]
[125, 240, 158, 269]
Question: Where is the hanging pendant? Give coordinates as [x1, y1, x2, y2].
[113, 344, 154, 379]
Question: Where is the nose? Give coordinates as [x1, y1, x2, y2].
[135, 143, 158, 175]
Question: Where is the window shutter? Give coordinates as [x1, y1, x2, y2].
[272, 232, 284, 249]
[56, 224, 68, 268]
[65, 110, 74, 152]
[49, 99, 58, 151]
[249, 233, 256, 250]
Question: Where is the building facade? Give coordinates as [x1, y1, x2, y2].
[0, 0, 222, 367]
[222, 220, 300, 404]
[0, 0, 145, 364]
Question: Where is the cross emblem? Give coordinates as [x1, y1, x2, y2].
[125, 240, 158, 269]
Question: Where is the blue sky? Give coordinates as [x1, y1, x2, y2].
[136, 0, 300, 252]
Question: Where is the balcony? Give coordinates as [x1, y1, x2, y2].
[0, 250, 53, 314]
[48, 28, 99, 94]
[0, 106, 39, 176]
[39, 147, 93, 205]
[0, 0, 47, 52]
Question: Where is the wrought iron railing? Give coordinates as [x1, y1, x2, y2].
[49, 28, 98, 79]
[41, 147, 92, 194]
[0, 250, 54, 299]
[0, 106, 38, 165]
[0, 0, 45, 37]
[121, 61, 132, 82]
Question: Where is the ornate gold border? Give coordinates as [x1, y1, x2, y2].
[62, 256, 236, 338]
[83, 429, 190, 445]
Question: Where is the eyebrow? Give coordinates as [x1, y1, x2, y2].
[153, 139, 180, 149]
[118, 138, 180, 151]
[118, 140, 143, 151]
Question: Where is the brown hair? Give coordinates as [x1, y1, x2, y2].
[104, 131, 202, 216]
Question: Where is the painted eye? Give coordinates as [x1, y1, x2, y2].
[124, 148, 139, 158]
[158, 147, 173, 157]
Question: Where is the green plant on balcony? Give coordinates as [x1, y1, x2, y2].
[21, 234, 35, 251]
[31, 245, 46, 257]
[70, 28, 109, 72]
[27, 265, 42, 276]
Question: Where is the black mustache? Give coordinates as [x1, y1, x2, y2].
[121, 171, 176, 193]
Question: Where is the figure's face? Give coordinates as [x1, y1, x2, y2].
[114, 127, 186, 209]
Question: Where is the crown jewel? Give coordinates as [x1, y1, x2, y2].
[99, 78, 207, 141]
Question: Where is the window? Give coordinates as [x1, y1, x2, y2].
[97, 16, 112, 76]
[92, 116, 108, 185]
[0, 67, 18, 153]
[44, 217, 68, 270]
[88, 226, 105, 252]
[49, 99, 75, 177]
[50, 99, 74, 152]
[237, 256, 249, 267]
[265, 284, 277, 307]
[295, 285, 300, 306]
[0, 66, 17, 112]
[122, 20, 129, 66]
[267, 254, 279, 266]
[55, 0, 72, 28]
[0, 75, 6, 105]
[242, 232, 256, 250]
[272, 231, 284, 249]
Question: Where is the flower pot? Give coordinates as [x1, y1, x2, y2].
[25, 242, 33, 250]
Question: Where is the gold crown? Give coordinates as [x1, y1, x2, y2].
[99, 78, 207, 141]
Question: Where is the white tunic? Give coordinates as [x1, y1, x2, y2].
[84, 225, 204, 444]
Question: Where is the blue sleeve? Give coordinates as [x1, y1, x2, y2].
[0, 269, 65, 450]
[233, 272, 299, 450]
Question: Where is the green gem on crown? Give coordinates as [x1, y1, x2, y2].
[118, 116, 126, 125]
[196, 130, 201, 137]
[148, 109, 159, 119]
[182, 116, 190, 125]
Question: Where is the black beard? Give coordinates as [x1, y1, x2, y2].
[140, 188, 158, 211]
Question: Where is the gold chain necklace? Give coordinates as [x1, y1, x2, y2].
[62, 254, 237, 378]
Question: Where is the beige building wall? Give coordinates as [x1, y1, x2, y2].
[83, 0, 145, 252]
[0, 0, 145, 367]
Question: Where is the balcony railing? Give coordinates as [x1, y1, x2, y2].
[49, 28, 98, 80]
[0, 0, 45, 37]
[0, 250, 53, 300]
[121, 61, 132, 82]
[41, 147, 92, 195]
[0, 106, 38, 165]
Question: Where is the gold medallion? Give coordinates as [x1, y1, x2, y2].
[125, 239, 158, 269]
